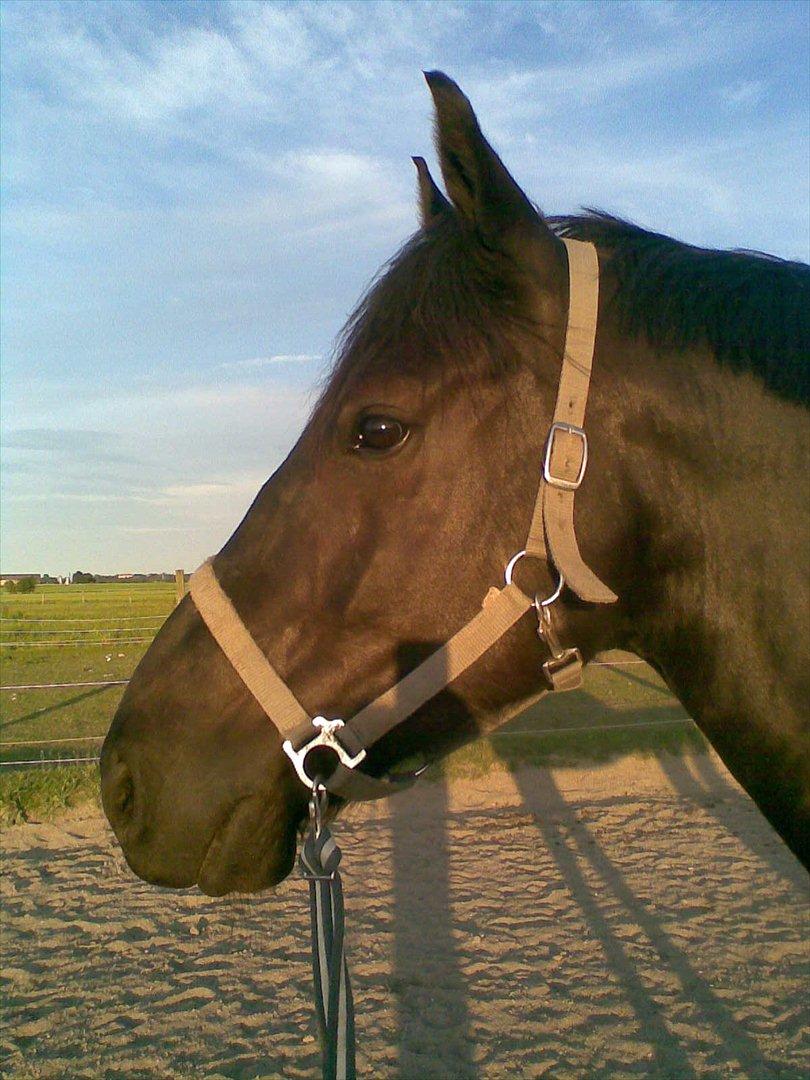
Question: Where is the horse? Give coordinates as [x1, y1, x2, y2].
[100, 72, 810, 897]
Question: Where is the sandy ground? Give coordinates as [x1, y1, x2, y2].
[1, 750, 808, 1079]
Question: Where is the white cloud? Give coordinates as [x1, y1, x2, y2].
[161, 476, 267, 500]
[3, 6, 257, 129]
[0, 370, 314, 572]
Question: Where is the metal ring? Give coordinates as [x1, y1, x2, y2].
[503, 549, 565, 607]
[504, 549, 527, 586]
[535, 571, 565, 609]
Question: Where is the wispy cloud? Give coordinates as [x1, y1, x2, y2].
[222, 354, 321, 370]
[720, 79, 767, 108]
[160, 476, 268, 500]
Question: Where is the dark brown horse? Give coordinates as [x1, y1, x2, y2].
[100, 72, 810, 895]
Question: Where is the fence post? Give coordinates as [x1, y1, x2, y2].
[175, 569, 185, 607]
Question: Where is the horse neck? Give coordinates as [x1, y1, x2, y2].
[599, 336, 810, 861]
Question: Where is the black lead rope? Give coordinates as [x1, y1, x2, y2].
[299, 784, 356, 1080]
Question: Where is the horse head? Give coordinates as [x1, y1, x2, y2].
[100, 73, 630, 893]
[100, 71, 810, 888]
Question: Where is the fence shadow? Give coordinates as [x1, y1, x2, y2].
[607, 665, 808, 889]
[491, 724, 782, 1077]
[657, 750, 808, 892]
[387, 645, 478, 1080]
[0, 684, 117, 734]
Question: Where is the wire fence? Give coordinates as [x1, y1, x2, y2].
[0, 652, 673, 773]
[0, 716, 695, 769]
[0, 617, 169, 626]
[1, 638, 157, 648]
[1, 756, 102, 768]
[0, 658, 683, 772]
[2, 627, 165, 638]
[0, 611, 170, 647]
[1, 680, 130, 691]
[0, 589, 175, 603]
[0, 586, 180, 771]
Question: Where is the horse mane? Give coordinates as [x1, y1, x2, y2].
[552, 212, 810, 406]
[322, 209, 810, 411]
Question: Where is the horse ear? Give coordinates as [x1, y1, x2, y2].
[412, 156, 451, 227]
[424, 70, 549, 249]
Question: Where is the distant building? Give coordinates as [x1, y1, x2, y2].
[0, 573, 40, 586]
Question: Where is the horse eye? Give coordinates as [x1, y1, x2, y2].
[351, 415, 409, 453]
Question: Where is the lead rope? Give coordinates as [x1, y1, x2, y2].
[299, 783, 356, 1080]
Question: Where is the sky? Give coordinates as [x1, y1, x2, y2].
[1, 0, 808, 575]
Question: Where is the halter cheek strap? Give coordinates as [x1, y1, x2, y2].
[528, 239, 617, 603]
[189, 238, 616, 802]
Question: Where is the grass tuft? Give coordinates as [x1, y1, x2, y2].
[0, 765, 100, 827]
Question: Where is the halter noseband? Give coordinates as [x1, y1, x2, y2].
[189, 238, 617, 803]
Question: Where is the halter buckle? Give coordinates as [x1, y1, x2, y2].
[544, 422, 588, 491]
[542, 649, 584, 692]
[282, 717, 367, 790]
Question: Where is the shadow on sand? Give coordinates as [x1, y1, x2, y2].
[382, 668, 795, 1077]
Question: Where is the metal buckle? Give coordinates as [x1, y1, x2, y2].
[542, 649, 584, 692]
[543, 422, 588, 491]
[282, 717, 367, 790]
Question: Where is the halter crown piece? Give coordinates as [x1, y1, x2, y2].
[189, 238, 617, 804]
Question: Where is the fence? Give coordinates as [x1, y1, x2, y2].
[0, 570, 187, 606]
[0, 571, 185, 648]
[2, 571, 696, 771]
[0, 658, 697, 771]
[0, 619, 169, 648]
[0, 576, 183, 770]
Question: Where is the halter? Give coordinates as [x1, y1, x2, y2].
[189, 238, 617, 804]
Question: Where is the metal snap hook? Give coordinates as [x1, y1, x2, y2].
[308, 780, 328, 836]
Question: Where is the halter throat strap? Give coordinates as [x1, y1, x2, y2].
[188, 238, 616, 802]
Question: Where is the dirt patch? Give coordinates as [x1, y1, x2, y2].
[2, 750, 808, 1078]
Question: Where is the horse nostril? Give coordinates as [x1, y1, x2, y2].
[116, 772, 135, 817]
[101, 746, 139, 833]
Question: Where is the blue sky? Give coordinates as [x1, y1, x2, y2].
[1, 0, 808, 574]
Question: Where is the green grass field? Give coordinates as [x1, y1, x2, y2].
[0, 584, 175, 823]
[1, 582, 174, 762]
[0, 582, 705, 824]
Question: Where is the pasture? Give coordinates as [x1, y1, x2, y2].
[0, 583, 173, 822]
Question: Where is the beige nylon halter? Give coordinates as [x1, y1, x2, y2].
[189, 238, 616, 801]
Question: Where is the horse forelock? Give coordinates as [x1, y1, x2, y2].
[314, 213, 557, 423]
